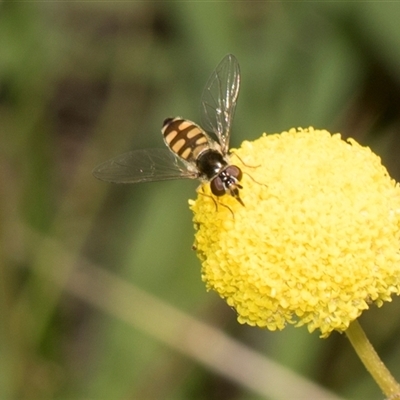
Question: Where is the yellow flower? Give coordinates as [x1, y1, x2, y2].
[189, 127, 400, 338]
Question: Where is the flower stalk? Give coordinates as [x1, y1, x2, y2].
[346, 320, 400, 399]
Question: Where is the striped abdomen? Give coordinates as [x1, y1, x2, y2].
[162, 118, 210, 163]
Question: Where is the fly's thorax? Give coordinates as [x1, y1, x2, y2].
[162, 118, 210, 163]
[195, 149, 228, 180]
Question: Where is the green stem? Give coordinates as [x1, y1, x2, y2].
[345, 320, 400, 399]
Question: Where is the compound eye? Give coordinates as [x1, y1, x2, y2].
[225, 165, 242, 181]
[210, 177, 225, 196]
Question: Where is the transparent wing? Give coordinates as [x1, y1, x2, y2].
[200, 54, 241, 154]
[92, 148, 198, 184]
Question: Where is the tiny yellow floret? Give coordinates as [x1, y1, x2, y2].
[189, 127, 400, 337]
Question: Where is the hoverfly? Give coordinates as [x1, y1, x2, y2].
[93, 54, 244, 206]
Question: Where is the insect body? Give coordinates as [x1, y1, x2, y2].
[161, 117, 243, 205]
[93, 54, 243, 205]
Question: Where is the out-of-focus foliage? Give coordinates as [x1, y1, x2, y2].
[1, 2, 400, 399]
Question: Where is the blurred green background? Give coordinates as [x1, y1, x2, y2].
[1, 2, 400, 399]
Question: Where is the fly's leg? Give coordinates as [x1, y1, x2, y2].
[230, 152, 259, 168]
[197, 186, 235, 218]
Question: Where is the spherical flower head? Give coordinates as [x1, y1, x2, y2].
[189, 127, 400, 338]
